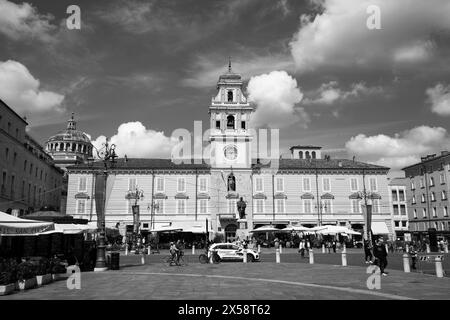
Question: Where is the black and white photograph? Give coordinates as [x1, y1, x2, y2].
[0, 0, 449, 309]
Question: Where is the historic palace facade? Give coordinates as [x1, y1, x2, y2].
[66, 67, 394, 241]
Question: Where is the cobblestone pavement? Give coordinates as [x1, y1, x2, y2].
[1, 258, 449, 300]
[121, 248, 450, 276]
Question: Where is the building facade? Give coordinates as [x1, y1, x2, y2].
[66, 67, 394, 240]
[388, 177, 409, 240]
[402, 153, 450, 239]
[0, 99, 64, 216]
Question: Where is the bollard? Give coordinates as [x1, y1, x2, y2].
[258, 244, 261, 254]
[426, 243, 430, 253]
[322, 244, 325, 253]
[192, 245, 195, 255]
[402, 253, 410, 273]
[309, 249, 314, 264]
[141, 254, 145, 265]
[343, 243, 347, 253]
[125, 244, 128, 256]
[243, 249, 248, 263]
[444, 244, 448, 254]
[208, 251, 213, 264]
[341, 251, 347, 266]
[276, 249, 280, 263]
[435, 257, 444, 278]
[279, 244, 283, 254]
[147, 246, 150, 255]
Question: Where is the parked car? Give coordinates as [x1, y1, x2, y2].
[209, 243, 260, 262]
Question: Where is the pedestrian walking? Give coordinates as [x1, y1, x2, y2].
[298, 240, 306, 258]
[409, 245, 417, 270]
[363, 239, 373, 264]
[373, 238, 388, 276]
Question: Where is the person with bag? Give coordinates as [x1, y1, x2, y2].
[373, 238, 388, 276]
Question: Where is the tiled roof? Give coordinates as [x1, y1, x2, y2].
[256, 159, 389, 171]
[289, 145, 322, 150]
[68, 158, 389, 172]
[67, 158, 210, 171]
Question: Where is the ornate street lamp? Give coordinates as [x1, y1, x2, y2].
[126, 186, 144, 252]
[89, 138, 117, 272]
[357, 189, 375, 244]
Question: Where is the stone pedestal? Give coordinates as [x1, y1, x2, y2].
[236, 219, 249, 240]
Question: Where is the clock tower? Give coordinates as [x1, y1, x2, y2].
[209, 61, 253, 168]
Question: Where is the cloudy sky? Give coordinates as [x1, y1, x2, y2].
[1, 0, 450, 176]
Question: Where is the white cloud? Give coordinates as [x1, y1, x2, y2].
[247, 71, 308, 128]
[290, 0, 450, 72]
[345, 126, 450, 170]
[393, 40, 434, 63]
[0, 60, 64, 115]
[426, 83, 450, 116]
[0, 0, 56, 42]
[92, 122, 179, 158]
[304, 81, 383, 105]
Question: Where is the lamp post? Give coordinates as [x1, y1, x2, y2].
[90, 138, 117, 272]
[315, 201, 328, 226]
[126, 186, 144, 252]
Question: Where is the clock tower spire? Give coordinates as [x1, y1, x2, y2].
[209, 61, 253, 168]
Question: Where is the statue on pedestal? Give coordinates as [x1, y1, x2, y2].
[237, 197, 246, 220]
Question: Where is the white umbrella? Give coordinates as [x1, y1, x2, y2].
[249, 225, 282, 233]
[316, 225, 360, 235]
[282, 225, 312, 232]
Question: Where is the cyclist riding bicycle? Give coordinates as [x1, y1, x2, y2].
[169, 242, 178, 263]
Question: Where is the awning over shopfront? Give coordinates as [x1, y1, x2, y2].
[149, 221, 213, 234]
[0, 211, 54, 236]
[41, 223, 97, 235]
[371, 221, 390, 235]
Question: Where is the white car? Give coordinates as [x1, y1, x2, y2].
[209, 243, 260, 262]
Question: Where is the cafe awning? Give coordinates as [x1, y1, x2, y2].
[371, 221, 390, 235]
[0, 211, 54, 236]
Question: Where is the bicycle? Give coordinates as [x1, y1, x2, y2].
[163, 251, 187, 266]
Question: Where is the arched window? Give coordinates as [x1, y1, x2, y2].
[227, 115, 235, 129]
[299, 151, 303, 159]
[227, 91, 233, 102]
[305, 151, 310, 159]
[59, 143, 63, 151]
[227, 173, 236, 192]
[312, 151, 316, 159]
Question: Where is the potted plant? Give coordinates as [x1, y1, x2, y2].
[50, 256, 67, 281]
[0, 259, 18, 295]
[35, 258, 52, 286]
[16, 260, 37, 290]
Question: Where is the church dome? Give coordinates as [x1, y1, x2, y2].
[46, 113, 93, 160]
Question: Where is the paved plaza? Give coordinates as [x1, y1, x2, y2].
[2, 250, 449, 300]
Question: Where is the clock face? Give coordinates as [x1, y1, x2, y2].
[224, 145, 238, 160]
